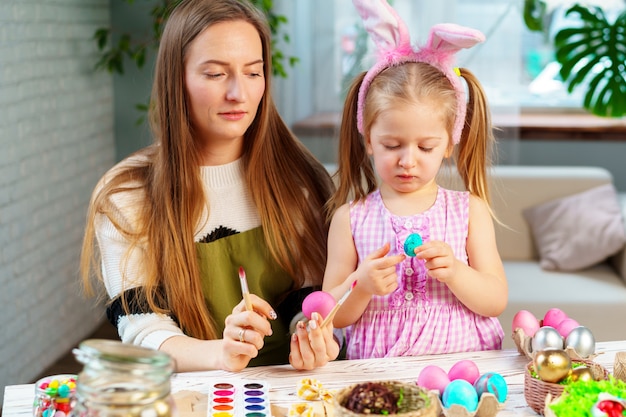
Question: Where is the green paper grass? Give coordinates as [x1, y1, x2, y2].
[549, 377, 626, 416]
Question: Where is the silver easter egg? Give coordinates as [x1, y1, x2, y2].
[531, 326, 564, 352]
[565, 326, 596, 358]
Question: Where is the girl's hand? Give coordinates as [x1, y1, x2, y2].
[355, 242, 405, 296]
[289, 312, 340, 370]
[220, 294, 275, 371]
[415, 240, 458, 284]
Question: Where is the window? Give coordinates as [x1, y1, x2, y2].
[273, 0, 624, 128]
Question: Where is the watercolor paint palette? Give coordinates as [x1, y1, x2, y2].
[208, 379, 271, 417]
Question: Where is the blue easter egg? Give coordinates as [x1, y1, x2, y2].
[403, 233, 423, 257]
[473, 372, 508, 403]
[442, 379, 478, 412]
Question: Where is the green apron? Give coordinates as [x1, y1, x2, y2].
[196, 226, 293, 366]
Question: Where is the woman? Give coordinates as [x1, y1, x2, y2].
[81, 0, 338, 372]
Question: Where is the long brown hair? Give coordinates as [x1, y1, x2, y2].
[327, 62, 495, 218]
[81, 0, 334, 340]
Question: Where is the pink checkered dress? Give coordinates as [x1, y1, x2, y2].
[346, 188, 504, 359]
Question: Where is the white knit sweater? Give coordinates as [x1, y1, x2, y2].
[96, 159, 260, 349]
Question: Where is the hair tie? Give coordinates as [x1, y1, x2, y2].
[353, 0, 485, 144]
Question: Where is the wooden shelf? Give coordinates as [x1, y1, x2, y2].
[292, 112, 341, 137]
[292, 112, 626, 141]
[494, 112, 626, 141]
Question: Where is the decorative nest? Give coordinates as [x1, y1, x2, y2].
[543, 378, 626, 417]
[512, 328, 598, 361]
[524, 360, 609, 415]
[333, 381, 437, 417]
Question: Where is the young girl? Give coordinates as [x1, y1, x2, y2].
[323, 0, 507, 359]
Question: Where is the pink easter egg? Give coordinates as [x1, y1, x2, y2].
[448, 359, 480, 385]
[556, 317, 580, 338]
[512, 309, 541, 337]
[543, 308, 568, 328]
[417, 365, 450, 395]
[302, 291, 336, 320]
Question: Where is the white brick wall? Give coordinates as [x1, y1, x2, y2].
[0, 0, 115, 403]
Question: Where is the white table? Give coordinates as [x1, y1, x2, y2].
[4, 340, 625, 416]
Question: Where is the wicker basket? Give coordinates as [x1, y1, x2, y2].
[333, 381, 437, 417]
[524, 360, 609, 415]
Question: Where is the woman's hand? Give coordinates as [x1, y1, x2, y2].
[414, 240, 458, 284]
[220, 294, 276, 371]
[288, 312, 340, 370]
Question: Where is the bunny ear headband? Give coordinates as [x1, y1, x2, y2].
[353, 0, 485, 144]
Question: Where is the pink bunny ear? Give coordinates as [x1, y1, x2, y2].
[428, 23, 486, 52]
[354, 0, 414, 134]
[415, 23, 485, 144]
[352, 0, 411, 56]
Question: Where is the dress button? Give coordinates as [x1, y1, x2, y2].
[405, 267, 414, 276]
[404, 221, 413, 228]
[404, 292, 414, 301]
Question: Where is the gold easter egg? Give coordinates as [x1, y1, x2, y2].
[570, 366, 594, 382]
[534, 349, 572, 383]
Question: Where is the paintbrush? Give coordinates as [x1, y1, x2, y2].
[238, 266, 253, 312]
[320, 282, 355, 328]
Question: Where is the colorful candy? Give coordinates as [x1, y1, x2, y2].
[591, 394, 626, 417]
[33, 375, 77, 417]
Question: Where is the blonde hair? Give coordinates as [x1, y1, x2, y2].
[81, 0, 334, 340]
[327, 62, 495, 218]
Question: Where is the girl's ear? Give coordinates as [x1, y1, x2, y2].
[444, 140, 454, 158]
[365, 135, 374, 156]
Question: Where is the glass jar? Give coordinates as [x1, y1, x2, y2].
[71, 339, 176, 417]
[33, 374, 77, 417]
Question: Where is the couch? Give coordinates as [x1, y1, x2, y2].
[440, 165, 626, 348]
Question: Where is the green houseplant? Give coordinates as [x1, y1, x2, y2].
[523, 0, 626, 118]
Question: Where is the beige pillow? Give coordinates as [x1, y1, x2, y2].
[523, 183, 626, 271]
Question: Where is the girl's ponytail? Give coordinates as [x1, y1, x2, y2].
[455, 68, 496, 208]
[326, 72, 377, 220]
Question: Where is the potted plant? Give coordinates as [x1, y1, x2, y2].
[523, 0, 626, 118]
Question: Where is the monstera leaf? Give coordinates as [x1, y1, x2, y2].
[523, 0, 547, 32]
[554, 5, 626, 118]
